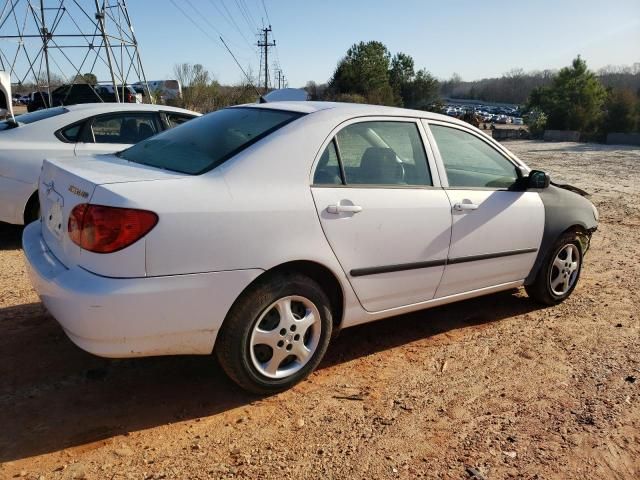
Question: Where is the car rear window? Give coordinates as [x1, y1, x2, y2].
[118, 107, 303, 174]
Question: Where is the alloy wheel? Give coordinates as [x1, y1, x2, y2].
[249, 295, 321, 379]
[549, 244, 580, 296]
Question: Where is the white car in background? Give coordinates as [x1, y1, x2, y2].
[132, 80, 182, 101]
[23, 102, 598, 394]
[0, 103, 199, 225]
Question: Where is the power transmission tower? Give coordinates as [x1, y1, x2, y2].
[0, 0, 151, 103]
[256, 25, 275, 92]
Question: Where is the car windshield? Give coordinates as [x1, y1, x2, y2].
[118, 107, 303, 174]
[0, 106, 68, 130]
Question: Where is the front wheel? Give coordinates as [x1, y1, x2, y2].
[215, 273, 333, 394]
[525, 232, 583, 305]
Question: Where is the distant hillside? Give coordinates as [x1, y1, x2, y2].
[440, 64, 640, 105]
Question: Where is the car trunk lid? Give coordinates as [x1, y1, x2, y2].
[39, 155, 185, 272]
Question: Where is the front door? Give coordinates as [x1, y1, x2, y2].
[311, 119, 452, 312]
[425, 122, 544, 298]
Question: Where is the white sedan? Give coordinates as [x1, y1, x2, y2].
[23, 102, 598, 393]
[0, 103, 199, 225]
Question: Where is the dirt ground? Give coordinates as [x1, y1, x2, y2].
[0, 140, 638, 480]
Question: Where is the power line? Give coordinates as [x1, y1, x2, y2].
[168, 0, 259, 95]
[168, 0, 218, 45]
[206, 0, 255, 55]
[233, 0, 255, 32]
[239, 0, 258, 30]
[183, 0, 249, 55]
[260, 0, 272, 26]
[219, 36, 264, 101]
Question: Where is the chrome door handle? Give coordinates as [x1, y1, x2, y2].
[453, 202, 479, 211]
[327, 204, 363, 214]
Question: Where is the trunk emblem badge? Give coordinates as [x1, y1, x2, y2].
[43, 180, 54, 194]
[68, 185, 89, 198]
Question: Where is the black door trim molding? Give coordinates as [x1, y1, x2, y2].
[349, 248, 538, 277]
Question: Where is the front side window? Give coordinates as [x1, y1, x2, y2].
[430, 124, 518, 188]
[316, 121, 431, 186]
[119, 107, 303, 175]
[90, 113, 158, 144]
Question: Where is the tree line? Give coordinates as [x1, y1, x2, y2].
[310, 41, 640, 136]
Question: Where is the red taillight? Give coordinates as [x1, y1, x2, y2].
[68, 204, 158, 253]
[127, 93, 134, 102]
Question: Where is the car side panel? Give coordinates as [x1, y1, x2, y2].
[0, 139, 76, 224]
[525, 185, 598, 284]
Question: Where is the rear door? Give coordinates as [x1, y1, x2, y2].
[424, 121, 544, 297]
[74, 112, 161, 156]
[311, 118, 452, 312]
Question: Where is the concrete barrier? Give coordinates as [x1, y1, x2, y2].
[606, 133, 640, 146]
[492, 128, 528, 140]
[543, 130, 581, 142]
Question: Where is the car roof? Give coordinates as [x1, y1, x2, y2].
[63, 103, 200, 116]
[240, 101, 468, 126]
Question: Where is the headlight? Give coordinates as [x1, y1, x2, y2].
[591, 203, 599, 222]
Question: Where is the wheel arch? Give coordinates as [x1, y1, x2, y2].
[23, 189, 39, 224]
[222, 260, 346, 334]
[525, 221, 594, 285]
[525, 185, 597, 285]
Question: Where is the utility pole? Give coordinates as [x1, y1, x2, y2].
[256, 25, 275, 92]
[276, 69, 281, 89]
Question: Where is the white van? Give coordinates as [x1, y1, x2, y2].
[132, 80, 182, 101]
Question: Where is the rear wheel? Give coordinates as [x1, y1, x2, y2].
[526, 232, 583, 305]
[216, 273, 332, 394]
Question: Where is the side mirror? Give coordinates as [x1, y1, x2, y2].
[527, 170, 550, 189]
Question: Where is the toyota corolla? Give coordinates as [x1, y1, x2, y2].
[22, 102, 598, 393]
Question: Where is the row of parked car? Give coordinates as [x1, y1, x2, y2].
[444, 103, 524, 125]
[2, 94, 598, 395]
[12, 80, 183, 111]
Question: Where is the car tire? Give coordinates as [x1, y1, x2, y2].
[525, 232, 583, 305]
[216, 273, 333, 394]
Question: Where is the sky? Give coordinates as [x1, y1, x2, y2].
[125, 0, 640, 87]
[1, 0, 639, 88]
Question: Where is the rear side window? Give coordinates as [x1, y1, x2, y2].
[315, 121, 432, 186]
[90, 113, 158, 144]
[313, 140, 341, 185]
[59, 123, 83, 142]
[119, 107, 303, 175]
[164, 112, 195, 128]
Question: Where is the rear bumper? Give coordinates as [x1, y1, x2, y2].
[22, 222, 262, 358]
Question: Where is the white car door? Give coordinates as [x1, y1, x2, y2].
[74, 111, 161, 156]
[311, 118, 452, 312]
[424, 121, 544, 298]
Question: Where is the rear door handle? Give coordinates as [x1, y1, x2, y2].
[453, 202, 479, 212]
[327, 204, 363, 214]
